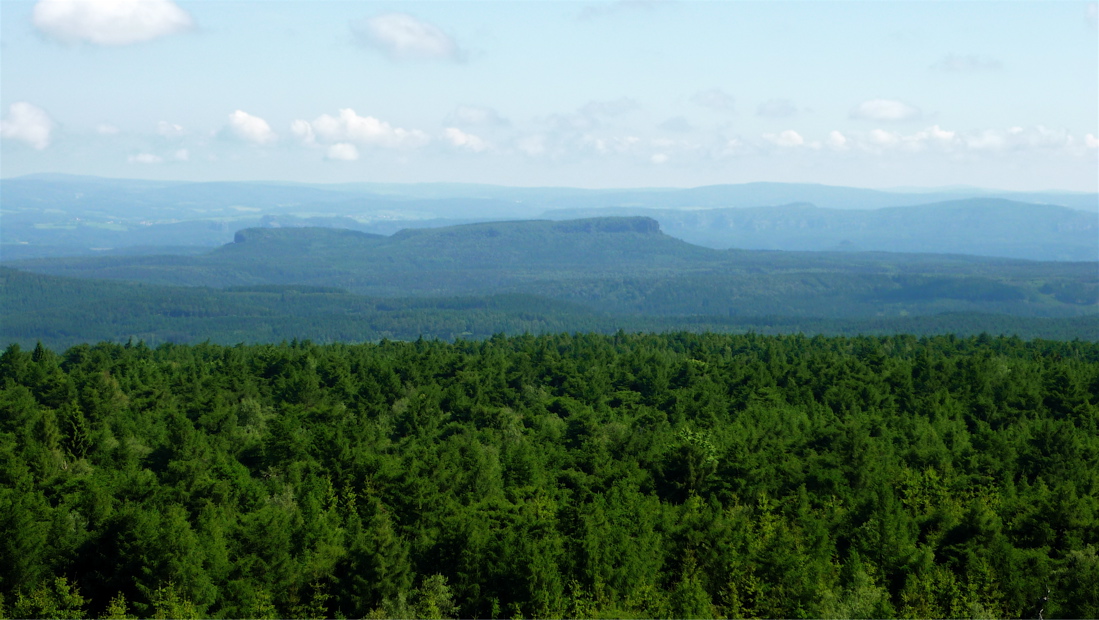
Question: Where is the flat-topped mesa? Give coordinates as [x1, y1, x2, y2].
[551, 216, 662, 234]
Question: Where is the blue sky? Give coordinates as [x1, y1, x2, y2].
[2, 0, 1097, 190]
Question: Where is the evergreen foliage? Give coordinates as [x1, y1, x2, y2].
[1, 333, 1097, 618]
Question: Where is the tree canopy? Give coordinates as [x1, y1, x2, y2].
[1, 332, 1097, 618]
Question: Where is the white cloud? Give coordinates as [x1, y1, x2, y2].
[326, 143, 360, 161]
[763, 129, 804, 147]
[447, 105, 508, 127]
[910, 124, 957, 149]
[1, 102, 53, 150]
[867, 128, 901, 147]
[96, 123, 120, 135]
[757, 99, 797, 118]
[156, 120, 185, 138]
[827, 130, 848, 150]
[290, 119, 316, 145]
[650, 153, 669, 164]
[851, 99, 922, 121]
[127, 152, 162, 164]
[173, 148, 188, 161]
[692, 88, 735, 112]
[227, 110, 277, 145]
[299, 108, 430, 149]
[444, 127, 489, 153]
[931, 54, 1003, 72]
[1086, 134, 1099, 149]
[352, 13, 461, 61]
[33, 0, 193, 46]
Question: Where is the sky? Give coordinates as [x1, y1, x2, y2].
[1, 0, 1097, 191]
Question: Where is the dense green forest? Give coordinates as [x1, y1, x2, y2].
[4, 266, 1098, 350]
[2, 333, 1097, 618]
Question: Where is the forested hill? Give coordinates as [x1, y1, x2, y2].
[1, 334, 1096, 618]
[5, 266, 1099, 350]
[224, 216, 696, 273]
[7, 216, 1098, 321]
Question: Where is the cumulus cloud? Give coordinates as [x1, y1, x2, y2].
[227, 110, 277, 145]
[156, 120, 185, 138]
[326, 143, 359, 161]
[866, 128, 901, 147]
[910, 125, 957, 148]
[444, 127, 489, 152]
[1, 102, 53, 150]
[446, 105, 508, 127]
[1086, 134, 1098, 149]
[352, 13, 462, 61]
[763, 129, 804, 147]
[127, 152, 162, 164]
[827, 130, 848, 150]
[851, 99, 922, 121]
[757, 99, 797, 118]
[692, 88, 735, 112]
[33, 0, 193, 46]
[650, 153, 669, 164]
[295, 108, 429, 150]
[96, 123, 120, 135]
[931, 54, 1003, 72]
[290, 119, 316, 145]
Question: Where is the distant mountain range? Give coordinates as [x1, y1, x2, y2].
[2, 175, 1096, 262]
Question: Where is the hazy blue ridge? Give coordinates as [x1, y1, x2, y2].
[3, 176, 1096, 262]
